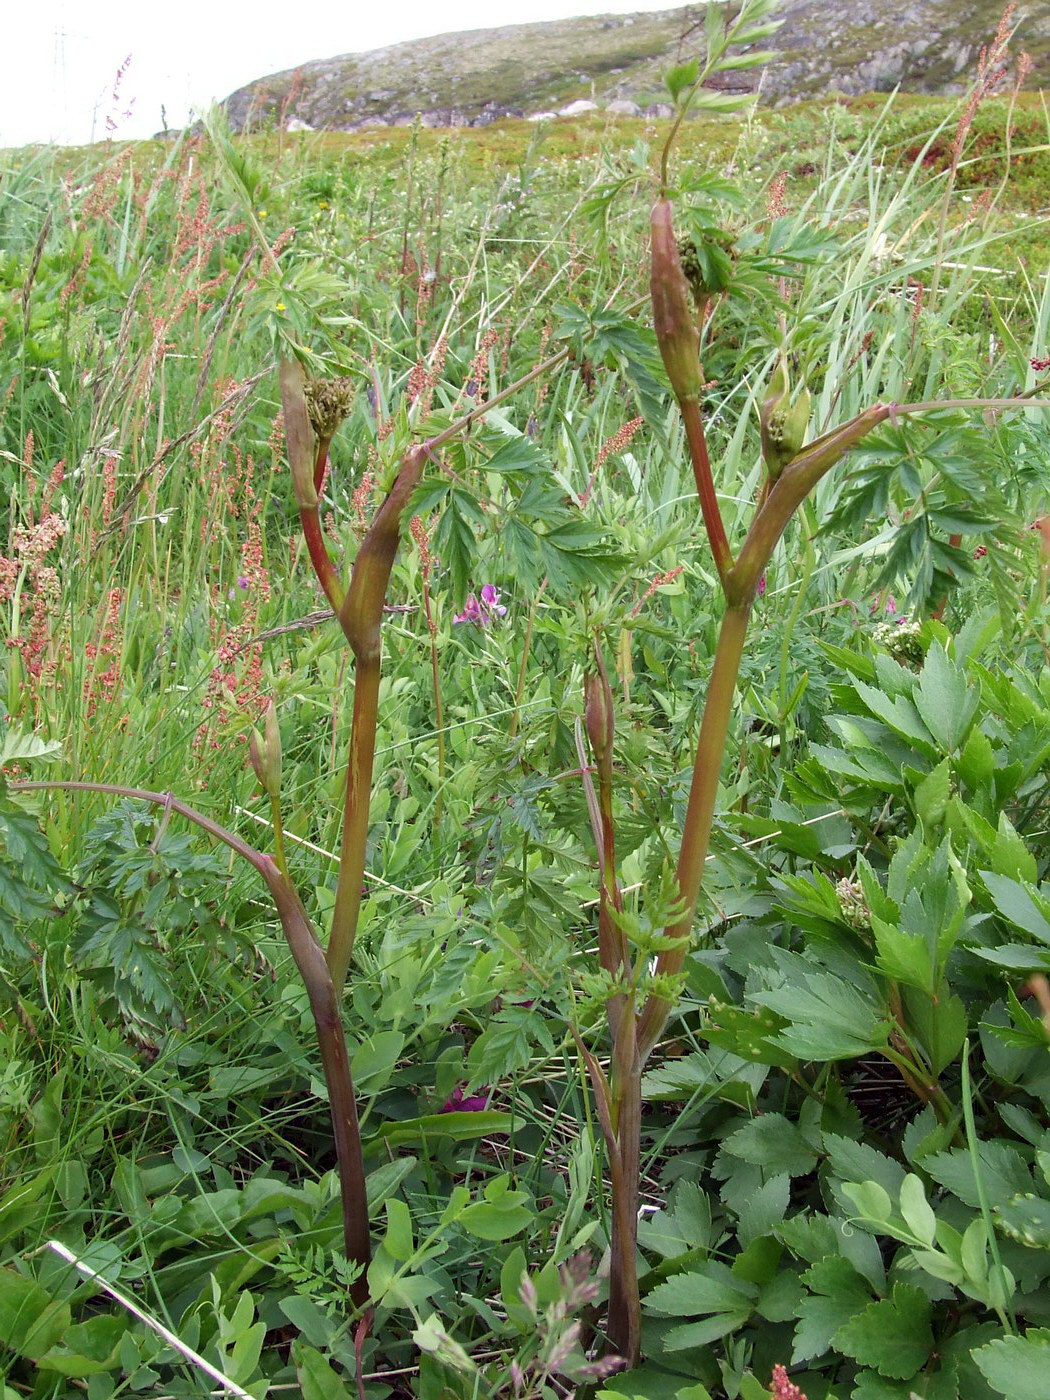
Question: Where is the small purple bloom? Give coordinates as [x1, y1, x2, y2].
[453, 594, 484, 625]
[440, 1085, 490, 1113]
[237, 575, 250, 590]
[453, 585, 508, 626]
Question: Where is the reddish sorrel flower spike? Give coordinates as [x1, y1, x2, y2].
[770, 1364, 808, 1400]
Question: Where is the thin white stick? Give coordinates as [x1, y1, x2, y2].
[233, 806, 434, 904]
[46, 1241, 254, 1400]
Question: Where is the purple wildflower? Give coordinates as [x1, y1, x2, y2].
[869, 594, 908, 626]
[453, 584, 507, 626]
[440, 1085, 490, 1113]
[453, 595, 483, 625]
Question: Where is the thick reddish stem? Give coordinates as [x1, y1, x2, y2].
[300, 506, 344, 614]
[680, 396, 732, 585]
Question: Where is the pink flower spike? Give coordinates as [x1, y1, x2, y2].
[770, 1364, 808, 1400]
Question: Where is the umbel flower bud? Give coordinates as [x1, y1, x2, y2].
[650, 199, 703, 403]
[759, 358, 810, 481]
[677, 238, 707, 309]
[585, 661, 614, 767]
[249, 700, 282, 799]
[305, 376, 354, 441]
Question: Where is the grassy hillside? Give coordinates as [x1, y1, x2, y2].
[220, 0, 1050, 132]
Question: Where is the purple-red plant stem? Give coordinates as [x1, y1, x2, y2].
[583, 646, 642, 1364]
[569, 1029, 640, 1363]
[314, 437, 332, 494]
[636, 601, 751, 1063]
[329, 658, 381, 992]
[649, 199, 732, 585]
[328, 445, 428, 992]
[300, 507, 344, 615]
[607, 1033, 642, 1366]
[12, 779, 371, 1306]
[280, 358, 345, 615]
[679, 396, 732, 584]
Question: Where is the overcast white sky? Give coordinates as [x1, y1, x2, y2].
[5, 0, 688, 148]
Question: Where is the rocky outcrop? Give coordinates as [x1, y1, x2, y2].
[220, 0, 1049, 133]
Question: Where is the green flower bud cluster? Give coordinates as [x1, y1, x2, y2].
[676, 232, 735, 307]
[304, 376, 354, 441]
[835, 876, 871, 933]
[759, 357, 811, 481]
[677, 238, 706, 308]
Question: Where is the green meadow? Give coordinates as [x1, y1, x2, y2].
[3, 8, 1050, 1395]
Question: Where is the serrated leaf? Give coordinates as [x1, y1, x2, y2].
[663, 1310, 753, 1348]
[915, 644, 977, 752]
[703, 1000, 796, 1069]
[981, 872, 1050, 944]
[0, 795, 70, 897]
[914, 757, 951, 833]
[925, 1141, 1032, 1210]
[723, 1114, 817, 1178]
[832, 1282, 933, 1379]
[792, 1256, 872, 1364]
[645, 1261, 756, 1318]
[853, 681, 935, 751]
[872, 917, 932, 993]
[824, 1134, 907, 1197]
[752, 964, 889, 1062]
[465, 1004, 553, 1089]
[994, 1193, 1050, 1248]
[987, 812, 1037, 882]
[972, 1332, 1050, 1400]
[484, 434, 549, 475]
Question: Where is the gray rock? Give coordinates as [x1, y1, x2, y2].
[219, 1, 1046, 135]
